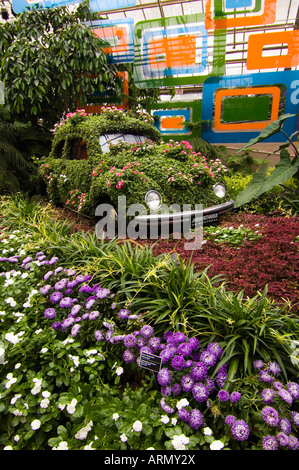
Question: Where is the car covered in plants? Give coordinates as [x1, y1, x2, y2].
[39, 107, 233, 236]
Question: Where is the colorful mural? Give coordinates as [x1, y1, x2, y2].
[12, 0, 299, 143]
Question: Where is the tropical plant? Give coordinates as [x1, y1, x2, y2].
[0, 5, 117, 131]
[234, 114, 299, 208]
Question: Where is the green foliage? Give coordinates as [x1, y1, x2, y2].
[39, 108, 231, 217]
[204, 224, 262, 246]
[0, 6, 116, 130]
[234, 114, 299, 208]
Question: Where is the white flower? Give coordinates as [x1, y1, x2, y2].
[31, 378, 42, 395]
[13, 410, 23, 416]
[41, 348, 48, 353]
[172, 434, 189, 450]
[14, 363, 21, 369]
[5, 332, 23, 344]
[210, 440, 224, 450]
[3, 446, 13, 450]
[10, 394, 21, 405]
[160, 415, 170, 424]
[53, 441, 69, 450]
[5, 297, 16, 307]
[40, 398, 50, 408]
[31, 419, 41, 430]
[120, 433, 127, 442]
[203, 427, 213, 436]
[75, 421, 93, 440]
[84, 442, 95, 450]
[14, 435, 20, 442]
[69, 355, 79, 367]
[176, 398, 189, 409]
[171, 417, 177, 426]
[34, 329, 43, 334]
[112, 413, 119, 421]
[115, 366, 124, 376]
[42, 391, 51, 398]
[66, 398, 77, 414]
[21, 272, 28, 278]
[5, 373, 17, 389]
[132, 420, 142, 432]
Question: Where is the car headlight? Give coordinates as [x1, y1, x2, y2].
[213, 183, 226, 198]
[145, 190, 162, 210]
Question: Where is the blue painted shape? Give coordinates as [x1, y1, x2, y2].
[12, 0, 135, 14]
[225, 0, 253, 8]
[152, 109, 191, 134]
[141, 24, 208, 79]
[86, 18, 135, 64]
[201, 71, 299, 143]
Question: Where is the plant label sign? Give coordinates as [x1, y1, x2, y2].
[140, 351, 162, 373]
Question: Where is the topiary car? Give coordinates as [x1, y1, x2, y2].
[39, 107, 233, 237]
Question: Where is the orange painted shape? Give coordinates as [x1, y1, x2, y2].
[214, 86, 281, 131]
[247, 30, 299, 70]
[92, 26, 128, 54]
[161, 117, 184, 129]
[204, 0, 277, 30]
[149, 35, 197, 70]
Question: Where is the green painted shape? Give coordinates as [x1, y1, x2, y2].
[222, 95, 271, 123]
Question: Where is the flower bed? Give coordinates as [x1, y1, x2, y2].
[0, 197, 299, 451]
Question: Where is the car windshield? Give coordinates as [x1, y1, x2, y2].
[99, 134, 149, 153]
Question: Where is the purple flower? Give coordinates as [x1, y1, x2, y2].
[163, 331, 173, 341]
[276, 432, 289, 447]
[159, 348, 174, 364]
[123, 334, 136, 348]
[44, 308, 56, 319]
[140, 325, 154, 338]
[262, 435, 278, 450]
[259, 370, 274, 383]
[22, 256, 32, 264]
[171, 355, 185, 371]
[86, 298, 96, 310]
[118, 308, 130, 320]
[181, 374, 194, 392]
[230, 391, 241, 403]
[161, 385, 172, 396]
[279, 418, 292, 434]
[50, 291, 63, 304]
[172, 383, 181, 395]
[176, 342, 192, 357]
[254, 359, 265, 369]
[148, 336, 161, 351]
[273, 381, 283, 390]
[167, 332, 186, 344]
[231, 420, 250, 441]
[288, 435, 299, 450]
[287, 382, 299, 399]
[218, 390, 230, 402]
[79, 284, 93, 293]
[267, 361, 281, 376]
[89, 310, 100, 320]
[40, 285, 51, 295]
[70, 304, 82, 316]
[123, 349, 135, 363]
[54, 279, 68, 290]
[200, 349, 217, 367]
[160, 398, 175, 414]
[190, 362, 207, 381]
[157, 368, 172, 386]
[184, 359, 193, 368]
[105, 330, 113, 342]
[277, 388, 293, 404]
[68, 280, 78, 289]
[95, 288, 111, 299]
[135, 335, 147, 349]
[216, 371, 227, 388]
[59, 297, 73, 308]
[71, 324, 81, 337]
[48, 256, 59, 265]
[94, 330, 104, 341]
[261, 388, 275, 404]
[188, 409, 204, 430]
[43, 271, 53, 281]
[192, 383, 209, 403]
[186, 336, 199, 351]
[262, 406, 280, 427]
[75, 274, 86, 283]
[205, 378, 215, 393]
[61, 317, 75, 330]
[225, 415, 236, 426]
[177, 408, 191, 423]
[207, 342, 223, 359]
[51, 321, 61, 330]
[53, 267, 63, 274]
[292, 411, 299, 426]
